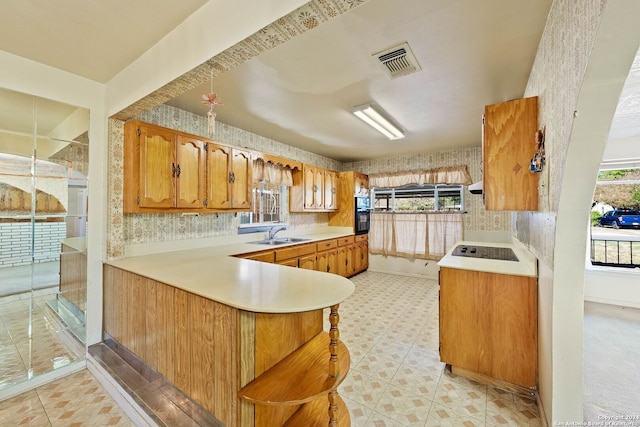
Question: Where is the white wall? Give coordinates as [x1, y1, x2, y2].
[585, 267, 640, 308]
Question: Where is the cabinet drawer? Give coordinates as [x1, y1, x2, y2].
[275, 243, 316, 262]
[316, 239, 337, 251]
[354, 234, 368, 243]
[337, 236, 354, 246]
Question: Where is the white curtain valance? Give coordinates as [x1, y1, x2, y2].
[252, 159, 293, 187]
[369, 165, 473, 188]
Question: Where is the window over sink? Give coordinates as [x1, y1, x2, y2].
[239, 182, 288, 226]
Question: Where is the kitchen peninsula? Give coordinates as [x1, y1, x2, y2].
[102, 228, 355, 426]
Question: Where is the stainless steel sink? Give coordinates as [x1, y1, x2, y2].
[249, 237, 311, 245]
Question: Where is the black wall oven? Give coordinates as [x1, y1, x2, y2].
[355, 196, 370, 235]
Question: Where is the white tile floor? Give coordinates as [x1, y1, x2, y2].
[332, 271, 540, 427]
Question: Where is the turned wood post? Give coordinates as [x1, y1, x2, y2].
[328, 304, 340, 378]
[328, 304, 340, 426]
[328, 389, 339, 427]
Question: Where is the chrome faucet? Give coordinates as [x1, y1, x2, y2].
[268, 225, 287, 240]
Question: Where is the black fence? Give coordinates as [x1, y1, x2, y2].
[590, 238, 640, 268]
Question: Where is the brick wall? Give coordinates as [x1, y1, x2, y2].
[0, 221, 66, 267]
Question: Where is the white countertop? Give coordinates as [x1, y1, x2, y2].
[106, 228, 356, 314]
[437, 240, 538, 277]
[61, 236, 86, 252]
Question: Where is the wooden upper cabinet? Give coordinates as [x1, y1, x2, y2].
[230, 149, 252, 209]
[290, 164, 339, 212]
[323, 170, 338, 210]
[124, 121, 205, 212]
[303, 164, 324, 210]
[205, 143, 253, 210]
[138, 124, 176, 209]
[354, 172, 369, 196]
[124, 120, 251, 213]
[205, 143, 232, 209]
[483, 96, 538, 211]
[176, 135, 206, 209]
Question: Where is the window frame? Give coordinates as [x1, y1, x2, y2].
[371, 184, 465, 213]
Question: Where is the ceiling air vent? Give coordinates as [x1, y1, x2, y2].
[373, 42, 422, 79]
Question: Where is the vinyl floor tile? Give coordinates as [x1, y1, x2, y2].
[335, 271, 541, 426]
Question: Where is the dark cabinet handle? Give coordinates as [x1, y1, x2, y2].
[176, 164, 181, 178]
[172, 163, 176, 177]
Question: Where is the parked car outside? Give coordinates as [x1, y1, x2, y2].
[599, 209, 640, 229]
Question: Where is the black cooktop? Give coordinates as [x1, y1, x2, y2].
[451, 245, 519, 262]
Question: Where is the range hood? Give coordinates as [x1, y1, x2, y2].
[468, 181, 483, 194]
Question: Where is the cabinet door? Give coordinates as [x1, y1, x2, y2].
[175, 136, 205, 209]
[346, 244, 355, 276]
[298, 253, 316, 270]
[336, 245, 354, 277]
[206, 143, 232, 209]
[354, 239, 368, 274]
[138, 125, 176, 208]
[303, 165, 324, 209]
[323, 170, 338, 210]
[354, 172, 369, 196]
[230, 149, 252, 209]
[316, 249, 338, 274]
[439, 267, 537, 388]
[483, 96, 538, 211]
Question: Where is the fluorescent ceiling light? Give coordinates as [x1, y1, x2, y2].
[352, 103, 405, 140]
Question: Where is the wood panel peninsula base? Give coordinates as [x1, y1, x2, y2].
[103, 261, 353, 427]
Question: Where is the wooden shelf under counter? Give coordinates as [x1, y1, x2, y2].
[238, 332, 350, 405]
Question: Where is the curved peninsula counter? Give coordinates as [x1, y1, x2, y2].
[103, 232, 355, 427]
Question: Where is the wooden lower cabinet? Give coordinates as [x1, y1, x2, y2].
[275, 243, 317, 270]
[353, 234, 368, 274]
[234, 235, 367, 277]
[336, 236, 355, 278]
[316, 239, 338, 275]
[316, 248, 338, 274]
[439, 267, 537, 389]
[103, 265, 350, 426]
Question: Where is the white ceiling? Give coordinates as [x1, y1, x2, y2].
[166, 0, 553, 161]
[0, 0, 638, 164]
[0, 0, 208, 83]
